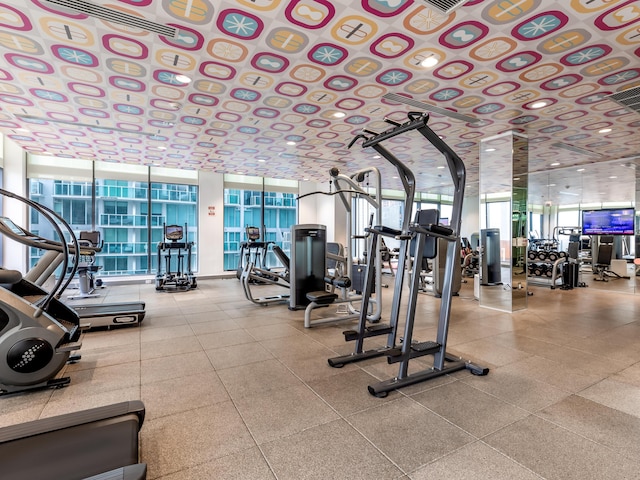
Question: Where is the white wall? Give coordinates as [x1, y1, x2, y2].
[197, 171, 225, 276]
[2, 138, 27, 272]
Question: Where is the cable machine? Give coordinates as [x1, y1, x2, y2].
[298, 167, 384, 327]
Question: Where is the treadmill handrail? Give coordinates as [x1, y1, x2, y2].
[0, 400, 145, 443]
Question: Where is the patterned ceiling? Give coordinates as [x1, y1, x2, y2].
[0, 0, 639, 202]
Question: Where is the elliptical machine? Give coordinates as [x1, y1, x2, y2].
[0, 188, 82, 395]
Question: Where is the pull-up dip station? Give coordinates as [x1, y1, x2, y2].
[328, 111, 489, 397]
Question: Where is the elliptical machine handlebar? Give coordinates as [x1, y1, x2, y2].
[0, 188, 80, 312]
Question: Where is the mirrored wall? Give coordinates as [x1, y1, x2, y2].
[528, 158, 639, 295]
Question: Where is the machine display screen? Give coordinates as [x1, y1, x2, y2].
[581, 208, 635, 235]
[165, 224, 184, 240]
[0, 217, 26, 235]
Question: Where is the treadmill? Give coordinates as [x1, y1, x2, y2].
[0, 216, 145, 329]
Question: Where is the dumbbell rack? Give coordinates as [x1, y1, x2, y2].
[527, 249, 567, 289]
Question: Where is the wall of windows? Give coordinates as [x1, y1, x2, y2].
[27, 157, 198, 277]
[223, 175, 298, 271]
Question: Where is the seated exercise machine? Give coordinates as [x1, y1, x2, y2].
[240, 243, 291, 306]
[155, 223, 197, 291]
[0, 217, 146, 329]
[593, 235, 629, 281]
[327, 111, 489, 397]
[0, 188, 82, 395]
[299, 167, 384, 328]
[0, 400, 147, 480]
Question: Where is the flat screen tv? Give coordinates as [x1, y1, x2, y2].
[581, 208, 635, 236]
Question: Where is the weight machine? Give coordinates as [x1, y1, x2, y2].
[298, 167, 383, 328]
[155, 223, 197, 291]
[327, 111, 488, 397]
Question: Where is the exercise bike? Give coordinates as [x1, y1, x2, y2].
[0, 188, 82, 396]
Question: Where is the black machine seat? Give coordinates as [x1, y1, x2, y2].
[594, 238, 614, 282]
[305, 275, 351, 305]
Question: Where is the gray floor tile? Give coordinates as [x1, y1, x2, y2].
[539, 395, 640, 459]
[578, 378, 640, 418]
[205, 342, 274, 370]
[411, 381, 529, 437]
[484, 415, 640, 480]
[308, 368, 399, 416]
[261, 419, 403, 480]
[234, 383, 339, 444]
[216, 358, 303, 399]
[142, 372, 230, 420]
[140, 335, 204, 360]
[195, 329, 256, 350]
[156, 447, 276, 480]
[348, 397, 474, 472]
[409, 441, 542, 480]
[141, 401, 255, 479]
[141, 351, 214, 385]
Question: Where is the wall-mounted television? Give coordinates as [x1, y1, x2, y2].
[581, 208, 635, 236]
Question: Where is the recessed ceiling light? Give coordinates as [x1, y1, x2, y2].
[513, 177, 520, 181]
[421, 56, 438, 68]
[372, 155, 380, 159]
[485, 148, 496, 152]
[437, 166, 445, 169]
[609, 176, 617, 179]
[286, 141, 296, 146]
[598, 128, 612, 133]
[15, 128, 30, 133]
[258, 159, 265, 162]
[333, 112, 346, 118]
[237, 171, 244, 174]
[530, 101, 548, 109]
[548, 183, 556, 187]
[174, 74, 192, 84]
[577, 168, 585, 172]
[550, 162, 560, 166]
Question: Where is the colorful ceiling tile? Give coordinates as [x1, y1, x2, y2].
[0, 0, 637, 202]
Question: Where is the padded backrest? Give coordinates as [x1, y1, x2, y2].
[596, 244, 613, 265]
[272, 245, 290, 270]
[326, 242, 343, 270]
[567, 242, 579, 260]
[600, 235, 614, 244]
[411, 209, 439, 260]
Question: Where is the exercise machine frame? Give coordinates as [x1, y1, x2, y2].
[0, 188, 82, 395]
[301, 167, 384, 328]
[327, 111, 489, 396]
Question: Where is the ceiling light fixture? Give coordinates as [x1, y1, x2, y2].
[333, 112, 346, 118]
[485, 148, 496, 152]
[550, 162, 560, 166]
[286, 141, 296, 146]
[598, 128, 612, 133]
[529, 101, 548, 109]
[577, 168, 585, 172]
[174, 74, 192, 84]
[420, 56, 439, 68]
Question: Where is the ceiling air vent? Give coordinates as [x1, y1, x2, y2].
[551, 142, 603, 158]
[607, 86, 640, 115]
[422, 0, 468, 15]
[44, 0, 177, 38]
[382, 93, 480, 124]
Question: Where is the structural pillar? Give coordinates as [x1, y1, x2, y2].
[478, 131, 528, 312]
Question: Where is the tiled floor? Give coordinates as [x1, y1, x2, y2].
[3, 277, 640, 479]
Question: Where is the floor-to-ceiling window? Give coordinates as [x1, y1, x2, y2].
[27, 155, 198, 277]
[223, 175, 297, 271]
